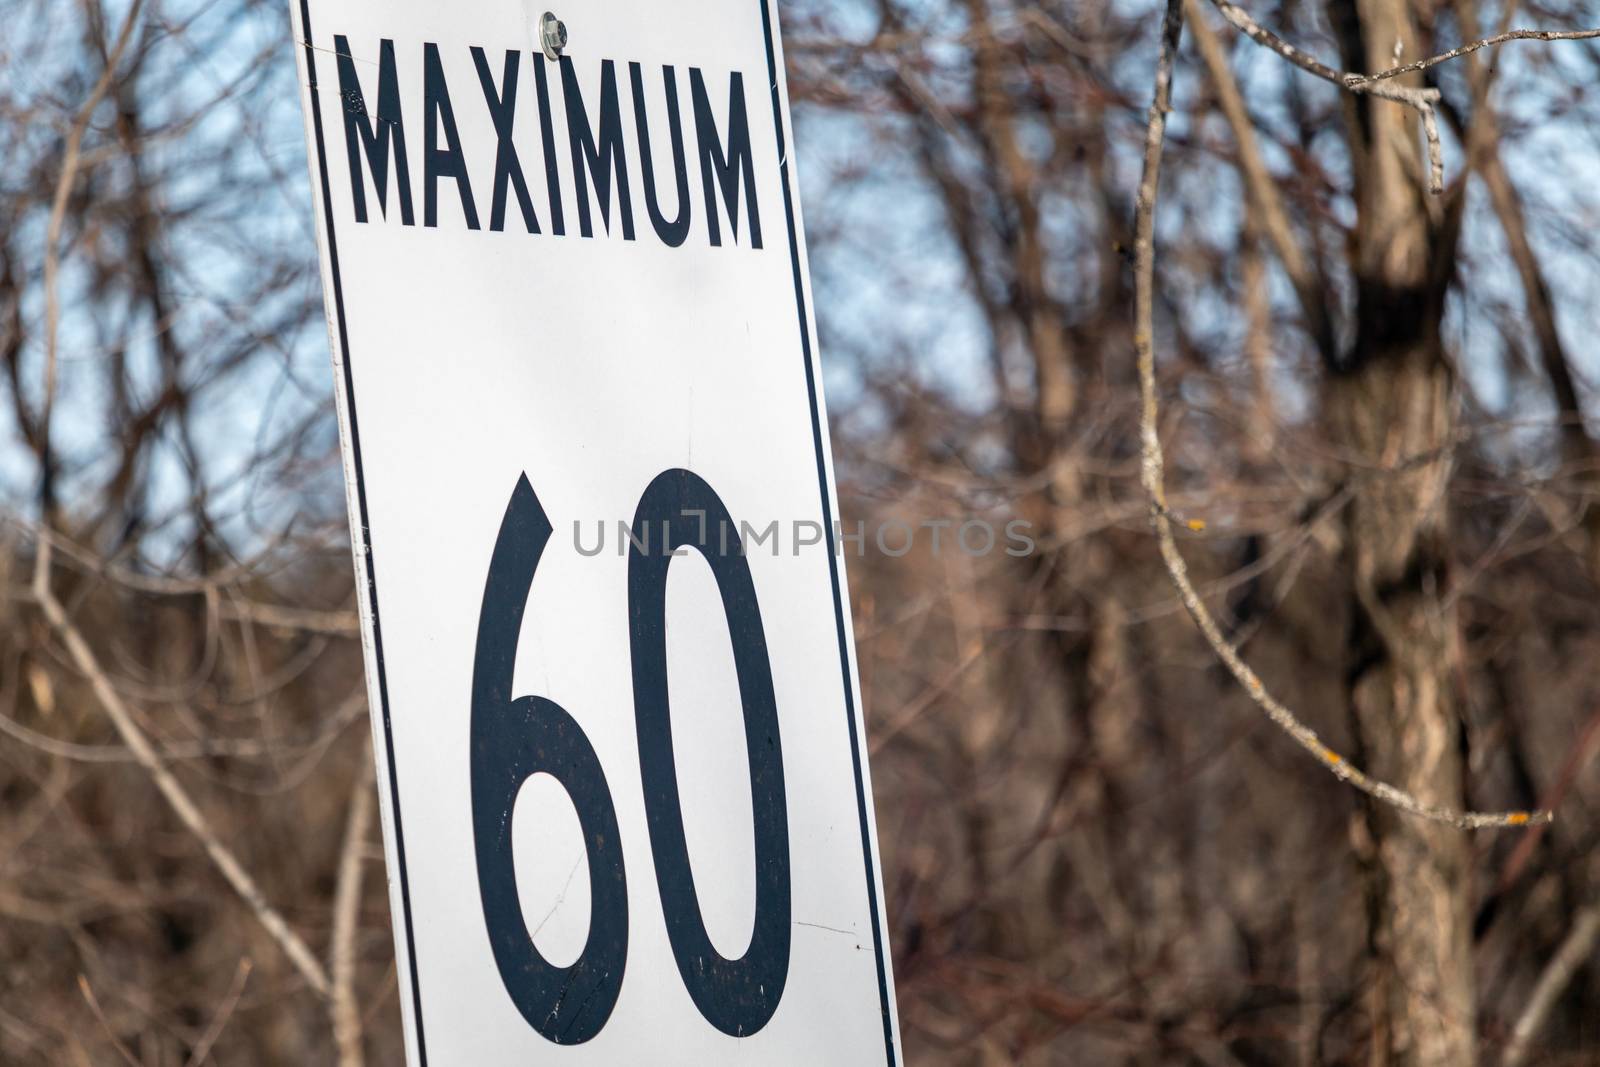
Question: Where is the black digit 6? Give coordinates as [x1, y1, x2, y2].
[470, 474, 628, 1044]
[628, 468, 791, 1036]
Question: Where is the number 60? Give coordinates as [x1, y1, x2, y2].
[469, 469, 791, 1044]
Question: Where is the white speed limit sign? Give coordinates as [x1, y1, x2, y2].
[289, 0, 901, 1061]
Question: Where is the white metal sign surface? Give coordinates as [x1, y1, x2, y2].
[288, 1, 900, 1062]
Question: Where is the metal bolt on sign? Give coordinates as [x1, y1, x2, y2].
[539, 11, 567, 60]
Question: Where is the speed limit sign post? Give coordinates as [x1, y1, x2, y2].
[289, 1, 901, 1062]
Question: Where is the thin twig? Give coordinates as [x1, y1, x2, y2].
[1207, 0, 1446, 193]
[330, 744, 375, 1067]
[1500, 902, 1600, 1067]
[33, 542, 332, 994]
[42, 0, 146, 469]
[1491, 706, 1600, 900]
[1210, 6, 1600, 196]
[1132, 0, 1546, 829]
[0, 684, 366, 764]
[1184, 0, 1334, 364]
[76, 975, 141, 1067]
[870, 637, 997, 754]
[184, 959, 253, 1067]
[1351, 27, 1600, 85]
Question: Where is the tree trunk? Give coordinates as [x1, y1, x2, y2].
[1328, 0, 1475, 1063]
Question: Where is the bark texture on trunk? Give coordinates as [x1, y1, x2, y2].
[1329, 1, 1475, 1063]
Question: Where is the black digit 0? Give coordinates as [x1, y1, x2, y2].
[628, 468, 792, 1036]
[470, 474, 628, 1044]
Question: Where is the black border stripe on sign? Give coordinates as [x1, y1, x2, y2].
[296, 2, 431, 1060]
[297, 1, 896, 1061]
[759, 1, 897, 1060]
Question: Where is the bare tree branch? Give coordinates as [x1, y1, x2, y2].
[1207, 0, 1445, 193]
[1500, 902, 1600, 1067]
[183, 959, 253, 1067]
[1351, 26, 1600, 86]
[330, 745, 375, 1067]
[40, 0, 145, 508]
[1185, 0, 1335, 365]
[30, 0, 332, 1000]
[1209, 3, 1600, 198]
[31, 539, 333, 996]
[1135, 0, 1546, 829]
